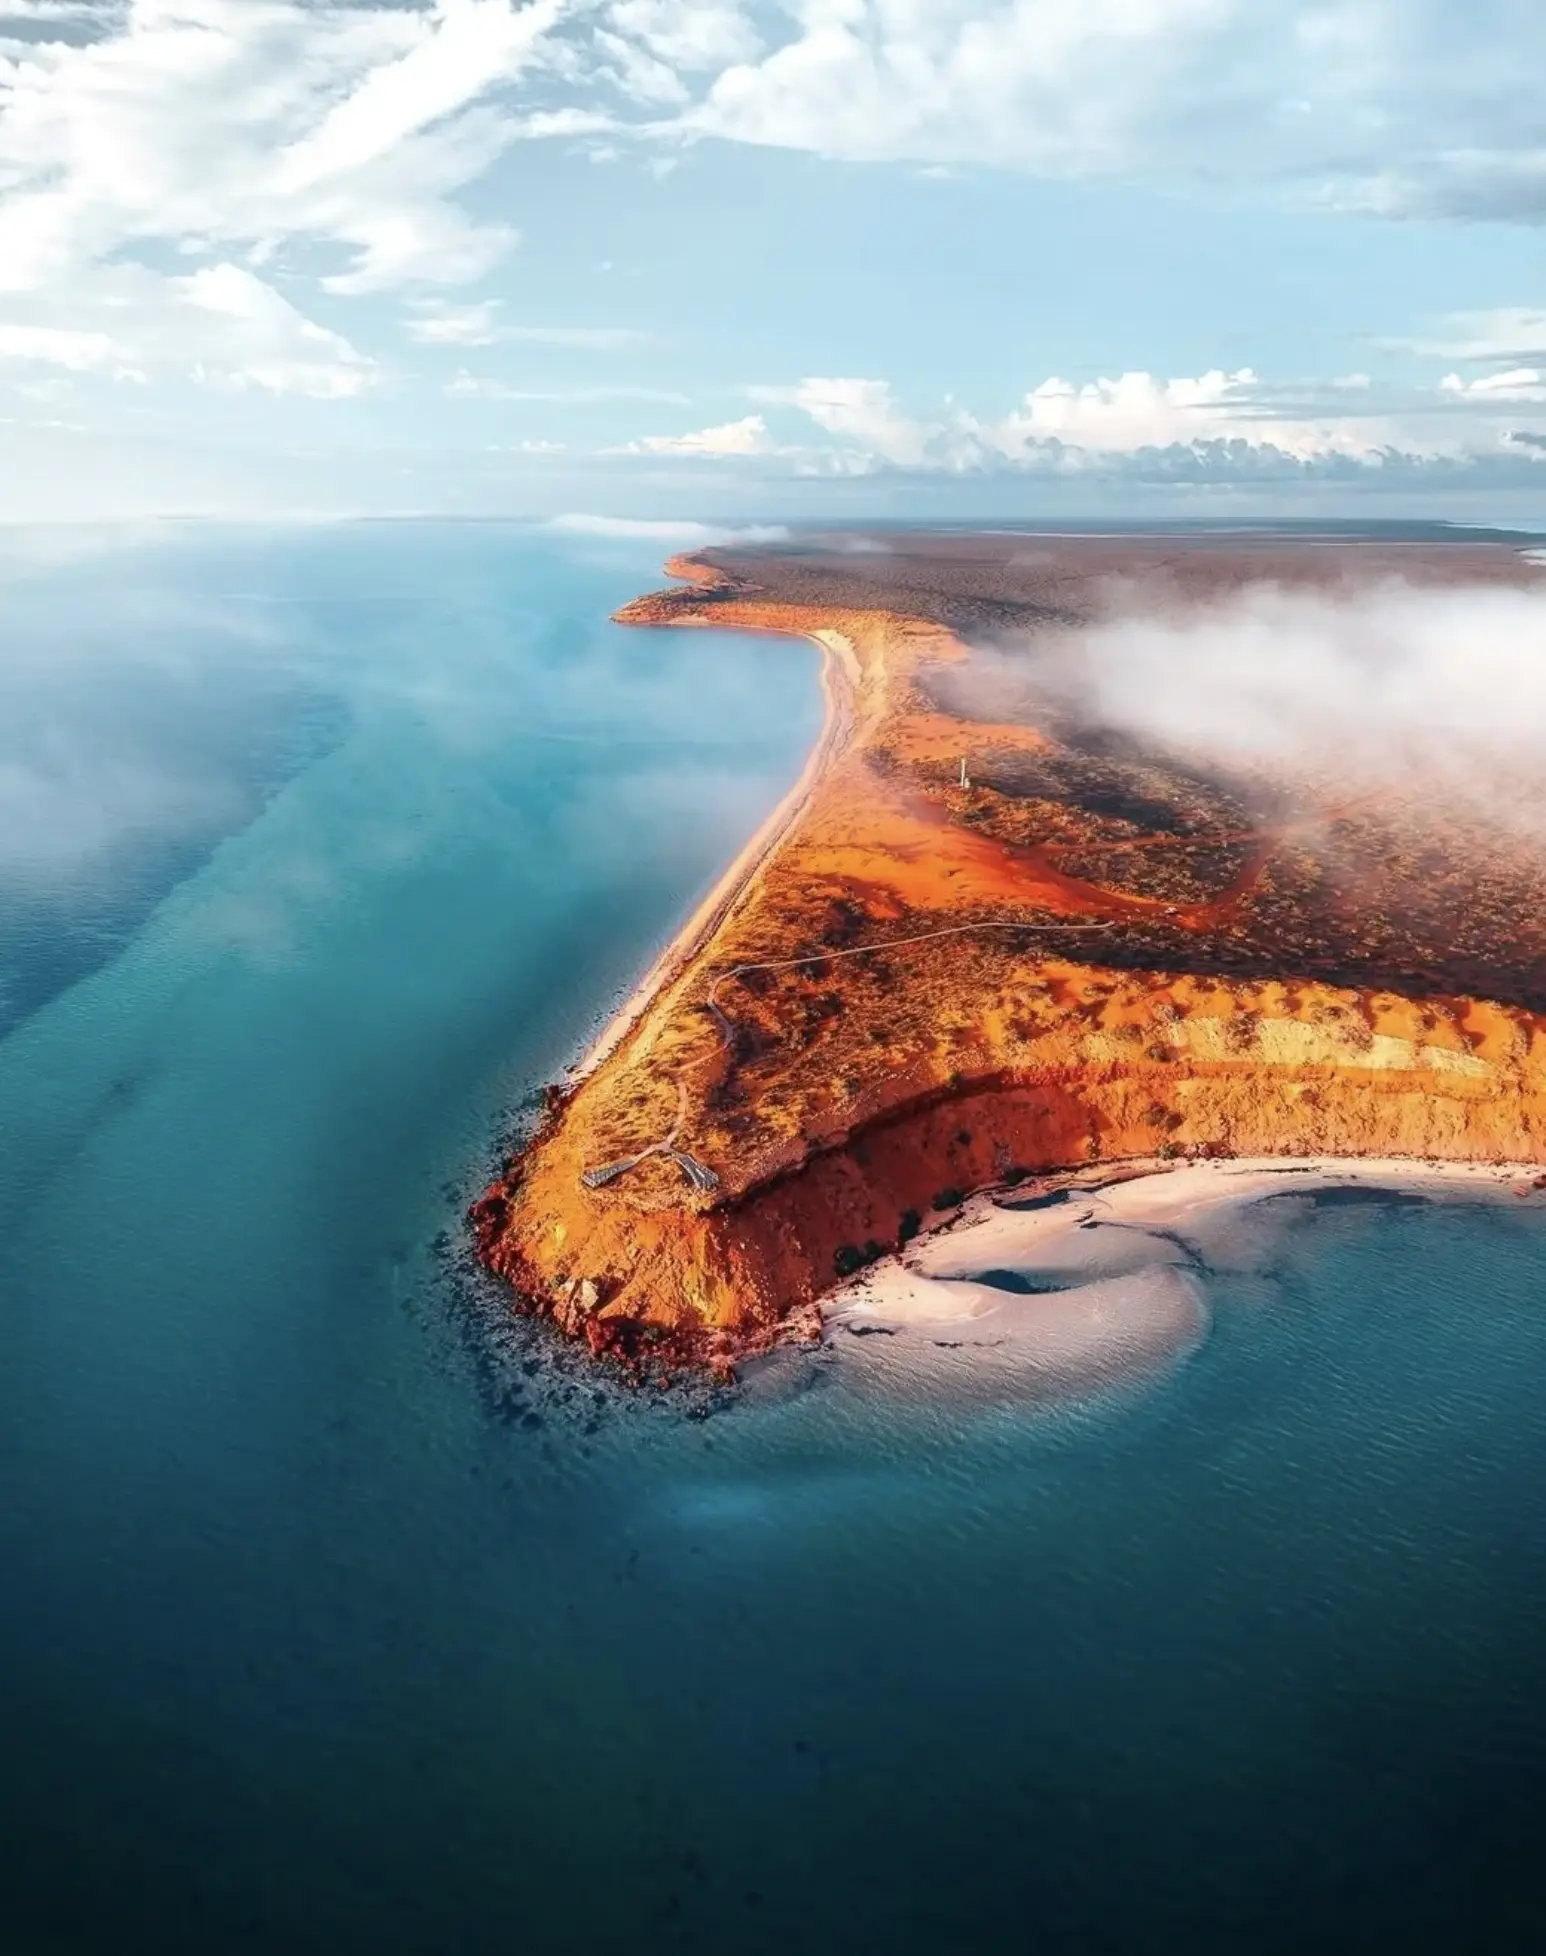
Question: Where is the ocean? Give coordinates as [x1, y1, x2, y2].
[2, 522, 1544, 1954]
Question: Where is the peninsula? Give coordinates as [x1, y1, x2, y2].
[472, 530, 1546, 1373]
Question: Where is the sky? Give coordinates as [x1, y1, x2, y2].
[2, 0, 1546, 523]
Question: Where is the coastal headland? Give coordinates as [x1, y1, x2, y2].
[472, 530, 1546, 1374]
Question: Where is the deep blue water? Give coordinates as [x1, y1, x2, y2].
[2, 524, 1545, 1955]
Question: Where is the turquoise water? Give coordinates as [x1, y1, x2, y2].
[3, 525, 1545, 1954]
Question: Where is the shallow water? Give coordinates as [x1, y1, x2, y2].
[3, 524, 1545, 1955]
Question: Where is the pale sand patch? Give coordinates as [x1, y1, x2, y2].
[840, 1263, 1207, 1379]
[824, 1156, 1546, 1401]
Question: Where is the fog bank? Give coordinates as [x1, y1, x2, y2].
[1012, 575, 1546, 814]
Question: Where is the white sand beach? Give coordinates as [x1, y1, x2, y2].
[824, 1156, 1546, 1399]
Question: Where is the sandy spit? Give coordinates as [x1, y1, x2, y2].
[822, 1155, 1546, 1394]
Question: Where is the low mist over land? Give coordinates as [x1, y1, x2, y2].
[1016, 575, 1546, 823]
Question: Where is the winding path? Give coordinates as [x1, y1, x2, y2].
[581, 917, 1119, 1194]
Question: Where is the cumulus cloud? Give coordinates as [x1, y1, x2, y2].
[680, 0, 1227, 170]
[630, 364, 1546, 480]
[994, 371, 1261, 453]
[752, 377, 933, 467]
[982, 369, 1477, 466]
[629, 411, 771, 456]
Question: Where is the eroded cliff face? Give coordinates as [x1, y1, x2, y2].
[472, 538, 1546, 1374]
[475, 970, 1546, 1371]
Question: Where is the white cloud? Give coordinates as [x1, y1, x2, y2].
[591, 31, 687, 110]
[997, 370, 1261, 454]
[406, 299, 503, 345]
[176, 263, 376, 396]
[0, 321, 128, 372]
[986, 368, 1420, 463]
[631, 411, 770, 455]
[0, 0, 575, 404]
[635, 363, 1546, 481]
[0, 2, 566, 298]
[270, 0, 557, 213]
[1032, 582, 1546, 818]
[7, 1, 1546, 515]
[753, 376, 930, 466]
[0, 260, 375, 395]
[3, 0, 1545, 440]
[603, 0, 761, 73]
[682, 0, 1218, 170]
[584, 1, 1546, 223]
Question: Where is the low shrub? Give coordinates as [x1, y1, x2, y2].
[835, 1241, 886, 1278]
